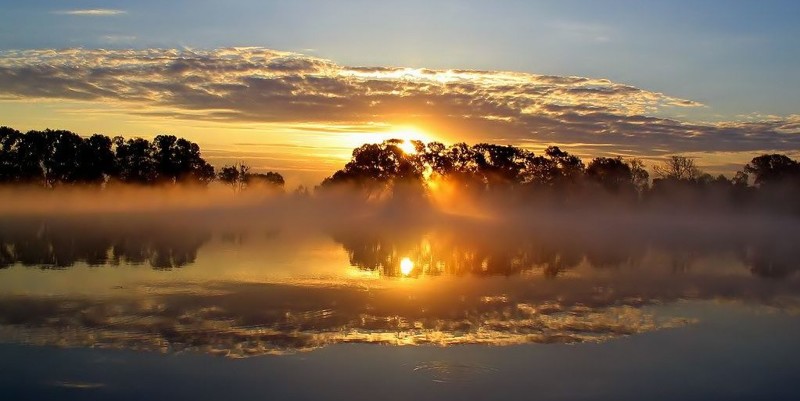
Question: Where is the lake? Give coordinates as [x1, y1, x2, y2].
[1, 205, 799, 400]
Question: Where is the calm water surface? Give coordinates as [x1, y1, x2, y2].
[0, 210, 798, 400]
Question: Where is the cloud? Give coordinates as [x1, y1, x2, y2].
[0, 47, 797, 156]
[53, 9, 127, 16]
[101, 35, 137, 44]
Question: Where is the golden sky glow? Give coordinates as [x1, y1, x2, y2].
[0, 47, 798, 186]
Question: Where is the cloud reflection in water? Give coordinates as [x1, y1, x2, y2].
[0, 209, 798, 357]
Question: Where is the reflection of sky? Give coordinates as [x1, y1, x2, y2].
[2, 305, 799, 401]
[1, 211, 799, 356]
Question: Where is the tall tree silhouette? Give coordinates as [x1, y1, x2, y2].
[152, 135, 215, 184]
[653, 155, 701, 181]
[15, 130, 49, 185]
[112, 137, 158, 184]
[218, 163, 250, 192]
[41, 130, 85, 186]
[80, 134, 116, 184]
[321, 140, 423, 196]
[472, 143, 528, 189]
[0, 127, 23, 183]
[743, 154, 800, 188]
[585, 157, 634, 193]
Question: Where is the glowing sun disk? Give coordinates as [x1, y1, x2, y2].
[400, 257, 414, 276]
[398, 140, 417, 154]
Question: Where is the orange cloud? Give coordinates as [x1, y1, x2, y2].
[0, 48, 798, 156]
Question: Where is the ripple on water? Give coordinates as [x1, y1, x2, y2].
[412, 360, 498, 383]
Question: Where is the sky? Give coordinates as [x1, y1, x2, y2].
[1, 0, 799, 185]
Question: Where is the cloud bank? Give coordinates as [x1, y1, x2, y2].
[52, 9, 127, 16]
[0, 47, 798, 155]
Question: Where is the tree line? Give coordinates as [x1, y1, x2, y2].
[333, 225, 799, 279]
[3, 126, 800, 212]
[320, 139, 800, 212]
[0, 126, 284, 190]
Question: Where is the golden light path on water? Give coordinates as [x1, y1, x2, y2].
[0, 201, 798, 358]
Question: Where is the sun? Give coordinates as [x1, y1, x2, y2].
[400, 257, 414, 276]
[398, 139, 418, 154]
[385, 127, 430, 153]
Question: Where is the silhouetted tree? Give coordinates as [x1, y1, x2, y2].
[0, 126, 238, 189]
[653, 155, 701, 181]
[112, 137, 158, 184]
[80, 134, 116, 184]
[245, 171, 285, 191]
[545, 146, 584, 184]
[520, 154, 559, 187]
[218, 163, 250, 193]
[628, 158, 650, 194]
[472, 143, 528, 189]
[320, 140, 425, 197]
[41, 130, 86, 187]
[15, 130, 49, 185]
[152, 135, 215, 184]
[438, 142, 484, 191]
[0, 127, 23, 183]
[585, 157, 634, 193]
[743, 154, 800, 188]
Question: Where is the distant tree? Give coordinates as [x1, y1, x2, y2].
[653, 155, 702, 181]
[218, 163, 250, 193]
[439, 142, 483, 190]
[0, 127, 23, 183]
[2, 128, 113, 186]
[16, 130, 49, 185]
[112, 137, 158, 184]
[320, 140, 424, 196]
[79, 134, 116, 184]
[711, 174, 733, 188]
[732, 171, 749, 187]
[585, 157, 634, 193]
[418, 142, 451, 176]
[41, 130, 85, 187]
[293, 185, 310, 197]
[628, 158, 650, 193]
[152, 135, 215, 185]
[472, 143, 528, 189]
[245, 171, 285, 190]
[545, 146, 585, 185]
[743, 154, 800, 188]
[520, 154, 559, 187]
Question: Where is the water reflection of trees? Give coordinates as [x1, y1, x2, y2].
[0, 217, 210, 269]
[333, 229, 586, 278]
[331, 220, 800, 279]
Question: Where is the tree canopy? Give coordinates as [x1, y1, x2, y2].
[0, 127, 283, 190]
[3, 125, 800, 213]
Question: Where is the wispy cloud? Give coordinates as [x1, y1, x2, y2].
[53, 9, 127, 16]
[101, 35, 137, 44]
[0, 47, 797, 156]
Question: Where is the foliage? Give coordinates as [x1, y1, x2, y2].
[3, 125, 800, 214]
[0, 127, 214, 187]
[653, 155, 701, 181]
[218, 163, 285, 193]
[743, 154, 800, 187]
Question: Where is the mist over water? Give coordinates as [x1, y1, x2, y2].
[0, 185, 798, 357]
